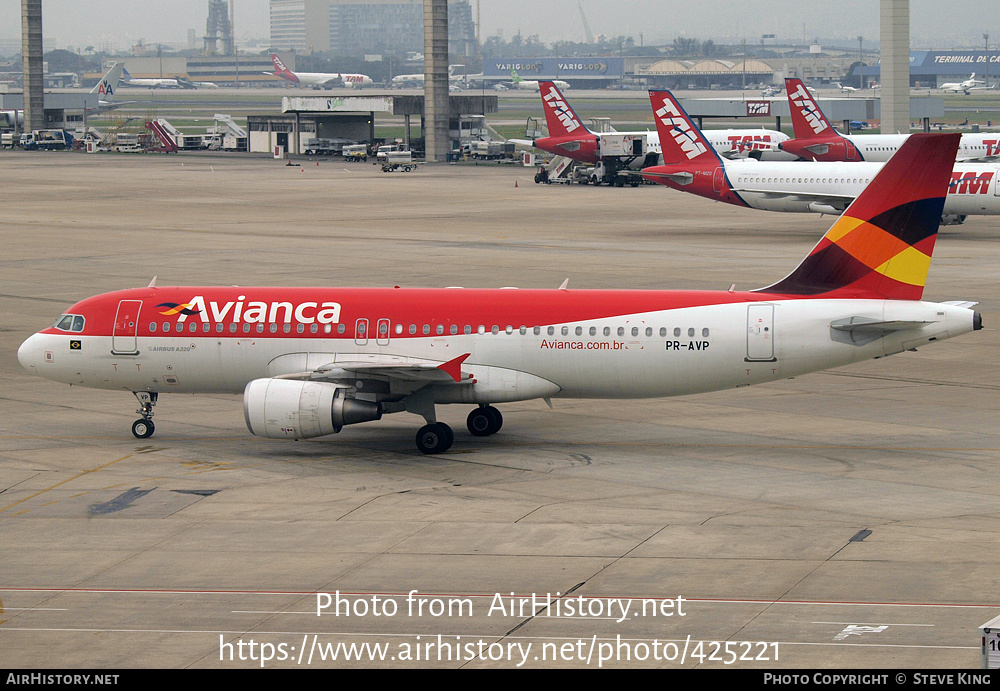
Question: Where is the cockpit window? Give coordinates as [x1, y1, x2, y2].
[53, 314, 85, 332]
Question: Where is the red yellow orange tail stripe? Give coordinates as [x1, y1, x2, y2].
[759, 133, 961, 300]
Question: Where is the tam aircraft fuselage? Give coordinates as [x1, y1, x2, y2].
[18, 286, 977, 402]
[647, 159, 1000, 218]
[780, 131, 1000, 163]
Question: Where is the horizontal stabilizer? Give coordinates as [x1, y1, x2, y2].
[641, 170, 694, 184]
[804, 143, 830, 156]
[830, 316, 936, 333]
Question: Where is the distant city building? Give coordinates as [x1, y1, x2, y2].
[269, 0, 475, 56]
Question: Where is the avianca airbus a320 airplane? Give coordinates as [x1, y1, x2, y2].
[18, 133, 981, 454]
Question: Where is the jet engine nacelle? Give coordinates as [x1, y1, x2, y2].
[940, 214, 967, 226]
[243, 378, 382, 439]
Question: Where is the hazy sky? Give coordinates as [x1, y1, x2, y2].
[2, 1, 996, 52]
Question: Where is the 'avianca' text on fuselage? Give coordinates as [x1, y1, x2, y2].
[162, 295, 342, 326]
[17, 134, 982, 454]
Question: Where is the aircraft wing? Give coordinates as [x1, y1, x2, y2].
[278, 353, 474, 385]
[730, 185, 854, 210]
[956, 154, 999, 163]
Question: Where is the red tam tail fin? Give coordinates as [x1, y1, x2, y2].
[270, 53, 296, 78]
[648, 90, 721, 166]
[784, 78, 834, 139]
[538, 81, 588, 137]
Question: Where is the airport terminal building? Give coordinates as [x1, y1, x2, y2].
[487, 50, 998, 90]
[857, 50, 1000, 88]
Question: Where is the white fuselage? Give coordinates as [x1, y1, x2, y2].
[829, 133, 1000, 162]
[18, 298, 976, 405]
[725, 160, 1000, 216]
[619, 129, 794, 162]
[290, 72, 373, 88]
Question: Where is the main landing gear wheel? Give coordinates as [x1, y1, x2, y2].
[415, 422, 454, 454]
[467, 406, 503, 436]
[132, 418, 155, 439]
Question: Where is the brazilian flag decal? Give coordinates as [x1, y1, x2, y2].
[70, 340, 81, 350]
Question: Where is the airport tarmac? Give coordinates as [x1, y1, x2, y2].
[0, 150, 998, 669]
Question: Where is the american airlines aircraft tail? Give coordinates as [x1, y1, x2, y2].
[91, 63, 124, 103]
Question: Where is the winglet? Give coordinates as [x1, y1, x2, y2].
[438, 353, 471, 383]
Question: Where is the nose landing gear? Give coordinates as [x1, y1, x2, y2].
[131, 391, 157, 439]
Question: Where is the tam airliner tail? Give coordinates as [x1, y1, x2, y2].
[539, 81, 589, 138]
[780, 78, 862, 161]
[525, 81, 600, 162]
[759, 133, 960, 300]
[268, 53, 299, 82]
[647, 90, 723, 167]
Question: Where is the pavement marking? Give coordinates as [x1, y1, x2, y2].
[0, 453, 134, 516]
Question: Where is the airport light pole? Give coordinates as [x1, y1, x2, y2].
[858, 35, 864, 89]
[742, 39, 747, 88]
[985, 33, 990, 89]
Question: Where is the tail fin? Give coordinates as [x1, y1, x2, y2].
[510, 69, 521, 83]
[648, 90, 722, 165]
[784, 78, 833, 138]
[270, 53, 298, 81]
[538, 81, 588, 136]
[122, 66, 133, 81]
[92, 63, 123, 101]
[758, 133, 961, 300]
